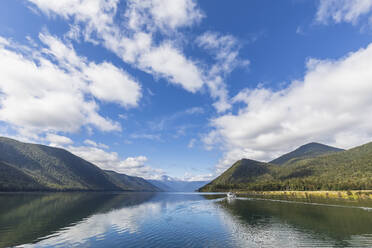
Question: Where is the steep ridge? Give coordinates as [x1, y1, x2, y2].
[0, 137, 159, 191]
[270, 142, 344, 165]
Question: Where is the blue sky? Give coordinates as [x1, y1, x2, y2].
[1, 0, 372, 180]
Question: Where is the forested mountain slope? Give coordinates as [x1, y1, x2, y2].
[270, 142, 344, 165]
[200, 142, 372, 192]
[0, 137, 159, 192]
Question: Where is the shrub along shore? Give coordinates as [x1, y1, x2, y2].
[236, 190, 372, 201]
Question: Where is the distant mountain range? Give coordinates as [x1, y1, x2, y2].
[0, 137, 160, 192]
[149, 175, 208, 192]
[4, 136, 370, 193]
[199, 142, 372, 192]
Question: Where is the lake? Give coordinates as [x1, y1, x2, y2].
[1, 192, 372, 247]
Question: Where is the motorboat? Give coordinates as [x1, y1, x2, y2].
[227, 192, 236, 198]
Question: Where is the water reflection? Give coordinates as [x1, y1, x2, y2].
[218, 197, 372, 247]
[0, 192, 155, 247]
[1, 193, 372, 247]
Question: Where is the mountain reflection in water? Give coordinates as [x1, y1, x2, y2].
[1, 193, 372, 247]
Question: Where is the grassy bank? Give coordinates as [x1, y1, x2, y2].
[236, 190, 372, 201]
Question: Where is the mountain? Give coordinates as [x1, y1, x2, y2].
[0, 161, 46, 191]
[104, 170, 161, 192]
[148, 179, 174, 192]
[270, 142, 344, 165]
[149, 175, 208, 192]
[199, 141, 372, 192]
[0, 137, 159, 192]
[200, 159, 270, 192]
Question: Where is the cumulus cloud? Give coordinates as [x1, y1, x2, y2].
[120, 156, 148, 168]
[46, 133, 73, 146]
[84, 62, 142, 107]
[137, 43, 204, 92]
[26, 0, 246, 112]
[39, 33, 142, 108]
[124, 0, 204, 32]
[206, 42, 372, 173]
[0, 33, 141, 137]
[68, 145, 165, 179]
[316, 0, 372, 25]
[27, 0, 205, 93]
[27, 0, 119, 36]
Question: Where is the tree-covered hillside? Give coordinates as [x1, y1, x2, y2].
[0, 137, 159, 192]
[104, 170, 161, 192]
[199, 142, 372, 192]
[0, 161, 46, 191]
[270, 142, 344, 165]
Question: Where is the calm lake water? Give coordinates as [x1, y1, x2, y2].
[1, 193, 372, 247]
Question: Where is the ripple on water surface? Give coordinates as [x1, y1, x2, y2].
[1, 193, 372, 247]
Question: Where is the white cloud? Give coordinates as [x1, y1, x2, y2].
[84, 62, 142, 107]
[0, 37, 10, 46]
[83, 139, 109, 149]
[27, 0, 205, 94]
[124, 0, 204, 32]
[27, 0, 119, 35]
[197, 32, 249, 112]
[68, 146, 118, 165]
[181, 172, 213, 182]
[0, 34, 141, 137]
[130, 133, 162, 141]
[65, 24, 81, 41]
[68, 145, 165, 179]
[120, 156, 148, 168]
[39, 33, 142, 108]
[137, 42, 204, 92]
[206, 42, 372, 173]
[26, 0, 247, 112]
[316, 0, 372, 25]
[46, 133, 73, 146]
[106, 35, 205, 94]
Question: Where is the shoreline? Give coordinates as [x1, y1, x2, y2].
[235, 190, 372, 201]
[0, 190, 160, 194]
